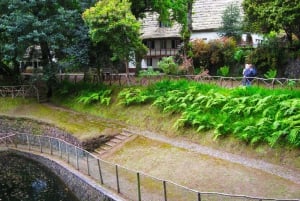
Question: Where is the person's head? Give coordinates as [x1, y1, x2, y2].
[245, 64, 250, 69]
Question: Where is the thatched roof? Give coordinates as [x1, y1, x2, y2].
[140, 12, 181, 39]
[192, 0, 243, 31]
[140, 0, 243, 38]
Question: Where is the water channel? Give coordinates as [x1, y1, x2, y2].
[0, 152, 79, 201]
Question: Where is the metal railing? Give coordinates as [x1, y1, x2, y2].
[0, 133, 298, 201]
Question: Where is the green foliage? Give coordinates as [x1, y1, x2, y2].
[264, 69, 277, 79]
[77, 89, 111, 106]
[218, 66, 230, 77]
[243, 0, 300, 43]
[82, 0, 147, 70]
[287, 80, 296, 89]
[54, 81, 112, 106]
[248, 34, 288, 76]
[218, 3, 242, 40]
[118, 88, 153, 106]
[118, 79, 300, 148]
[0, 0, 88, 78]
[191, 38, 237, 75]
[139, 67, 160, 76]
[234, 49, 245, 63]
[157, 56, 179, 75]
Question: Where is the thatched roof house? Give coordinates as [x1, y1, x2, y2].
[141, 0, 243, 40]
[139, 0, 245, 68]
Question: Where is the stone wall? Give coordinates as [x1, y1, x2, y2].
[8, 150, 124, 201]
[0, 115, 81, 146]
[0, 115, 114, 151]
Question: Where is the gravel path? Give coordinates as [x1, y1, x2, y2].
[128, 128, 300, 185]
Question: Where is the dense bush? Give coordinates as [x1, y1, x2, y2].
[157, 56, 179, 74]
[191, 38, 237, 75]
[247, 33, 289, 77]
[117, 79, 300, 147]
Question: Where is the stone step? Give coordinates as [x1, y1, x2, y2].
[99, 144, 112, 151]
[121, 129, 135, 136]
[105, 141, 117, 147]
[111, 138, 122, 143]
[94, 149, 106, 155]
[94, 130, 136, 156]
[114, 134, 128, 140]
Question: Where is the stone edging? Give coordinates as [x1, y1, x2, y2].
[0, 115, 81, 146]
[6, 149, 125, 201]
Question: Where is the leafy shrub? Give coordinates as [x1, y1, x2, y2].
[118, 79, 300, 148]
[191, 38, 237, 75]
[118, 88, 153, 106]
[218, 65, 230, 76]
[249, 32, 288, 76]
[264, 69, 277, 78]
[158, 56, 179, 74]
[139, 67, 160, 76]
[76, 89, 112, 105]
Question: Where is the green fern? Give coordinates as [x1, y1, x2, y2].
[77, 92, 99, 104]
[288, 128, 300, 147]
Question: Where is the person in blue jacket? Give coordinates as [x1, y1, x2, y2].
[242, 64, 256, 86]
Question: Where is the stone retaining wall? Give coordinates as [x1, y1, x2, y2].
[8, 149, 124, 201]
[0, 115, 81, 146]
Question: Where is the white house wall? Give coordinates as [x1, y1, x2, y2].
[191, 32, 220, 41]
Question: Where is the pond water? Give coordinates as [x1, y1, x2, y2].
[0, 152, 79, 201]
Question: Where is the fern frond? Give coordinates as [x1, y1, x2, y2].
[288, 127, 300, 146]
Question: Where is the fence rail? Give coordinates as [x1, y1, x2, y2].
[19, 72, 300, 89]
[101, 74, 300, 89]
[0, 133, 298, 201]
[0, 85, 39, 101]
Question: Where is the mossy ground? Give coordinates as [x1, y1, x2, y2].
[0, 98, 122, 141]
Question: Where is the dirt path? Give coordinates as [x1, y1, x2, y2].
[127, 129, 300, 185]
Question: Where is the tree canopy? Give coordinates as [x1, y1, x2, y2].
[243, 0, 300, 43]
[218, 3, 242, 41]
[82, 0, 147, 73]
[0, 0, 89, 78]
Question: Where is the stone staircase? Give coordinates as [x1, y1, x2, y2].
[94, 129, 135, 156]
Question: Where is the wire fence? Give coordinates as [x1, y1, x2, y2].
[0, 133, 298, 201]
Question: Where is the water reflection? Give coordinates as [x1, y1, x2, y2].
[0, 152, 79, 201]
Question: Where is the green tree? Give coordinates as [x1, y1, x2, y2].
[82, 0, 147, 75]
[218, 3, 242, 41]
[0, 0, 87, 82]
[243, 0, 300, 43]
